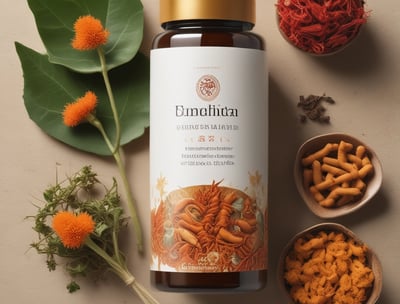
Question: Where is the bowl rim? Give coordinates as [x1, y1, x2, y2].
[277, 222, 383, 304]
[294, 132, 383, 219]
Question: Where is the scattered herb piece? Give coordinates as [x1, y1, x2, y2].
[298, 94, 335, 123]
[276, 0, 368, 55]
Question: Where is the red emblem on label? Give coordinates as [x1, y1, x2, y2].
[196, 75, 220, 101]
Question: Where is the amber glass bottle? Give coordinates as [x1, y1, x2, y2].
[150, 0, 268, 291]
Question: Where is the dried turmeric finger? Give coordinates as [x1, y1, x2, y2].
[319, 197, 336, 207]
[309, 186, 325, 202]
[341, 181, 350, 188]
[322, 156, 339, 166]
[332, 170, 360, 186]
[312, 160, 323, 184]
[323, 156, 355, 172]
[337, 140, 353, 163]
[328, 187, 361, 198]
[336, 195, 354, 206]
[303, 168, 313, 188]
[362, 156, 371, 165]
[302, 143, 339, 166]
[356, 145, 366, 158]
[359, 163, 373, 179]
[321, 163, 347, 176]
[352, 178, 366, 190]
[320, 187, 361, 207]
[314, 176, 335, 191]
[347, 154, 363, 169]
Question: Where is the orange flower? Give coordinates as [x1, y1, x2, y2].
[53, 211, 95, 249]
[71, 15, 109, 50]
[63, 91, 98, 127]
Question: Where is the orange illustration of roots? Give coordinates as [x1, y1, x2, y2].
[151, 181, 268, 272]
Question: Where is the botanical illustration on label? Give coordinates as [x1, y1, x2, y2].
[150, 46, 268, 273]
[151, 174, 267, 272]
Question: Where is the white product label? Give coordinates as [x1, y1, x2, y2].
[150, 46, 268, 273]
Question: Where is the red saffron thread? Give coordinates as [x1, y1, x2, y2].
[276, 0, 368, 55]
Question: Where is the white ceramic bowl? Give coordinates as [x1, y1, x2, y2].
[278, 223, 383, 304]
[294, 133, 383, 218]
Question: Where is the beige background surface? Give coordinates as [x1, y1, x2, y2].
[1, 0, 399, 303]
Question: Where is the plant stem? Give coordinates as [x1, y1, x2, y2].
[94, 48, 143, 253]
[88, 116, 143, 253]
[85, 238, 158, 304]
[112, 209, 123, 265]
[87, 114, 114, 152]
[113, 149, 143, 253]
[97, 47, 121, 152]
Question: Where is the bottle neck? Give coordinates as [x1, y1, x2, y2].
[162, 20, 254, 32]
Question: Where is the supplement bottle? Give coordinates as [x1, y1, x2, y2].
[150, 0, 268, 291]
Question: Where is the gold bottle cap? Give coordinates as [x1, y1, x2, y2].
[160, 0, 256, 25]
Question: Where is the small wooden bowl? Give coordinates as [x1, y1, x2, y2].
[278, 223, 383, 304]
[294, 133, 383, 219]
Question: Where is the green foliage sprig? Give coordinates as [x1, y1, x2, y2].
[28, 166, 158, 303]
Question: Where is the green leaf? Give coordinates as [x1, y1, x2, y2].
[15, 42, 149, 156]
[67, 281, 81, 293]
[27, 0, 144, 73]
[95, 223, 110, 236]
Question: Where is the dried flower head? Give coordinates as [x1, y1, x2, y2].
[72, 15, 109, 50]
[63, 91, 98, 127]
[53, 211, 95, 249]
